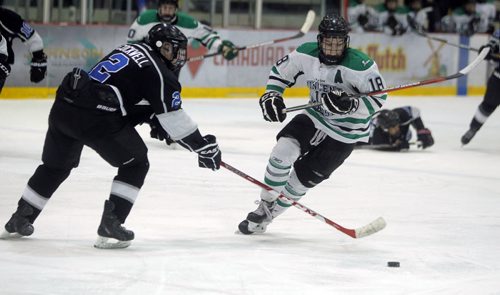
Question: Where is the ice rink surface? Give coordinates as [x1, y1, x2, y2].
[0, 96, 499, 294]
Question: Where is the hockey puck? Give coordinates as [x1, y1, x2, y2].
[387, 261, 400, 267]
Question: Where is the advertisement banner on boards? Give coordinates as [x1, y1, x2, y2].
[5, 25, 488, 90]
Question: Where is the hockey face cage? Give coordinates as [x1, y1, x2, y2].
[318, 35, 349, 65]
[160, 41, 187, 71]
[317, 14, 350, 65]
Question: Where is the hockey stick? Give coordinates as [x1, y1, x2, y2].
[409, 20, 500, 59]
[221, 161, 386, 238]
[284, 46, 491, 113]
[354, 141, 423, 150]
[187, 10, 316, 63]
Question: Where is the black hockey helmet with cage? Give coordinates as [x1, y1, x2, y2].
[376, 110, 400, 131]
[317, 14, 350, 65]
[147, 23, 188, 71]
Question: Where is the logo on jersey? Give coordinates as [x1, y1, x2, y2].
[361, 60, 370, 67]
[20, 22, 34, 39]
[171, 91, 181, 109]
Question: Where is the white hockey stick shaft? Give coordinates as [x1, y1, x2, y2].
[284, 46, 491, 113]
[221, 161, 386, 238]
[187, 10, 316, 63]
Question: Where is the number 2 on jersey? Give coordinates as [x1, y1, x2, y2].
[89, 53, 130, 83]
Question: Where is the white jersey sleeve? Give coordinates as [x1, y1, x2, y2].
[126, 10, 223, 51]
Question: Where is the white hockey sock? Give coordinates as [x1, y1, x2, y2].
[272, 170, 310, 219]
[260, 137, 301, 203]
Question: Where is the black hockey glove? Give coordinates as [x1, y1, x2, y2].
[479, 39, 500, 62]
[197, 135, 221, 171]
[417, 128, 434, 149]
[218, 40, 239, 61]
[30, 50, 47, 83]
[149, 117, 167, 141]
[386, 15, 406, 36]
[0, 54, 10, 94]
[148, 115, 177, 145]
[321, 89, 359, 115]
[357, 13, 369, 27]
[259, 91, 287, 122]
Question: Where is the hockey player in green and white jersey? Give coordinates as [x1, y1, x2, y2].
[238, 14, 388, 235]
[127, 0, 238, 62]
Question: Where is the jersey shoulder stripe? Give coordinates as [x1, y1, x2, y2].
[176, 12, 198, 29]
[340, 48, 374, 71]
[296, 42, 319, 58]
[137, 10, 159, 25]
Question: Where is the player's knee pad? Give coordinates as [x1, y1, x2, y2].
[293, 161, 330, 188]
[116, 157, 150, 188]
[269, 137, 301, 168]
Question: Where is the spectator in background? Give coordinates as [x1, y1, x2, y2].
[405, 0, 434, 32]
[375, 0, 408, 36]
[348, 0, 379, 32]
[476, 0, 497, 33]
[441, 0, 489, 35]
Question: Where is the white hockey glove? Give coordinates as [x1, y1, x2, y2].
[259, 91, 287, 122]
[196, 135, 221, 171]
[321, 89, 359, 115]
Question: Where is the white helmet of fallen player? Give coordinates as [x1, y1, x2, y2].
[317, 14, 350, 65]
[147, 23, 188, 71]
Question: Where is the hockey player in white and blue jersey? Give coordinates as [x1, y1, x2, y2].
[238, 14, 388, 235]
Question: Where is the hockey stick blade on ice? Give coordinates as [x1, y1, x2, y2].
[354, 141, 423, 150]
[221, 161, 386, 238]
[187, 10, 316, 63]
[284, 46, 491, 113]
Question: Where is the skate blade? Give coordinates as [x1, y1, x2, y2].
[94, 236, 131, 249]
[0, 230, 23, 240]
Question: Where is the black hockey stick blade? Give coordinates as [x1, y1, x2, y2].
[354, 141, 423, 150]
[187, 10, 316, 63]
[284, 46, 491, 113]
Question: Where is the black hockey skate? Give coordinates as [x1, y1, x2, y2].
[1, 203, 35, 239]
[94, 200, 134, 249]
[461, 127, 479, 145]
[238, 200, 275, 235]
